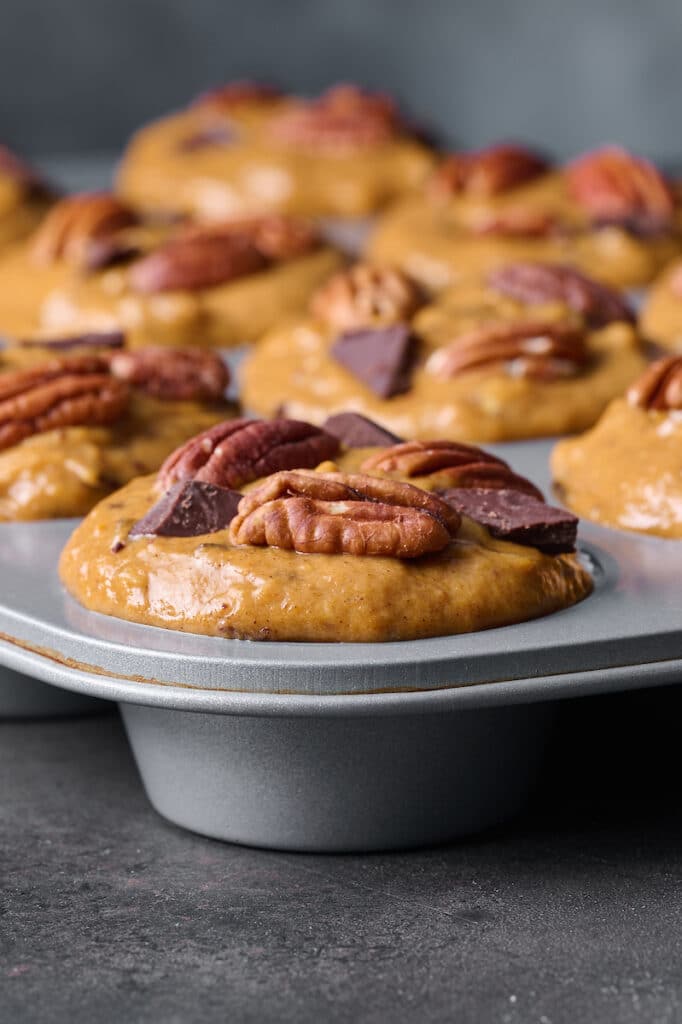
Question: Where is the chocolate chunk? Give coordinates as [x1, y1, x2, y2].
[331, 324, 415, 399]
[439, 487, 578, 554]
[322, 412, 403, 447]
[177, 125, 237, 152]
[129, 480, 242, 539]
[17, 330, 126, 351]
[84, 238, 141, 272]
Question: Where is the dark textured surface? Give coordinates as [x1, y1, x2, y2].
[2, 0, 682, 161]
[3, 685, 682, 1023]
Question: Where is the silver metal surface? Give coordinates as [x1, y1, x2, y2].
[121, 701, 555, 851]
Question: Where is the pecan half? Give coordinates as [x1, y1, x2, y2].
[429, 144, 550, 199]
[209, 215, 320, 261]
[626, 356, 682, 410]
[268, 85, 402, 152]
[426, 321, 590, 381]
[31, 193, 139, 267]
[229, 470, 460, 558]
[0, 356, 129, 451]
[129, 229, 267, 293]
[487, 263, 634, 327]
[566, 146, 674, 233]
[109, 347, 229, 402]
[360, 440, 543, 499]
[310, 264, 424, 330]
[191, 81, 283, 113]
[158, 418, 340, 490]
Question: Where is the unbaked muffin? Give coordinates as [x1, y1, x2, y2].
[368, 144, 682, 290]
[241, 261, 646, 442]
[117, 82, 435, 221]
[0, 191, 344, 347]
[60, 415, 591, 642]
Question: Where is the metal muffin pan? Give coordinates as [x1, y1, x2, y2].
[0, 439, 681, 849]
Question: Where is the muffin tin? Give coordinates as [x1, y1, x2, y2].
[1, 439, 680, 850]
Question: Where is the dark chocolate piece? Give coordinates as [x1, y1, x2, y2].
[17, 330, 126, 351]
[177, 125, 237, 152]
[84, 238, 141, 272]
[322, 412, 403, 447]
[129, 480, 242, 539]
[439, 487, 578, 554]
[331, 324, 415, 399]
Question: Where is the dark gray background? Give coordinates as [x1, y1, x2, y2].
[1, 0, 681, 161]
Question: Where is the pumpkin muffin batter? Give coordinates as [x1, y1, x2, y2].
[241, 262, 646, 442]
[60, 418, 591, 642]
[640, 259, 682, 351]
[552, 355, 682, 538]
[368, 145, 682, 290]
[116, 83, 435, 221]
[0, 191, 343, 348]
[0, 347, 237, 521]
[0, 145, 54, 252]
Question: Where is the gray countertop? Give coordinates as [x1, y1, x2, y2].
[4, 687, 682, 1024]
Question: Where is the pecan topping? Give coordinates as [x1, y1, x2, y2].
[429, 144, 550, 199]
[129, 229, 267, 293]
[192, 81, 283, 113]
[215, 215, 320, 261]
[229, 470, 460, 558]
[426, 321, 590, 381]
[487, 263, 634, 327]
[31, 193, 139, 267]
[566, 146, 674, 233]
[158, 418, 340, 491]
[360, 441, 543, 499]
[268, 85, 402, 152]
[626, 356, 682, 410]
[0, 356, 129, 451]
[109, 347, 229, 402]
[311, 264, 423, 331]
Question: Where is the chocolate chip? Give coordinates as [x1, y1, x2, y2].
[129, 480, 242, 539]
[17, 331, 126, 351]
[322, 412, 403, 447]
[439, 487, 578, 554]
[331, 324, 415, 399]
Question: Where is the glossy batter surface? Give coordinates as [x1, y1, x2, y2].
[0, 395, 235, 521]
[117, 106, 434, 220]
[552, 399, 682, 538]
[59, 474, 591, 643]
[241, 296, 646, 442]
